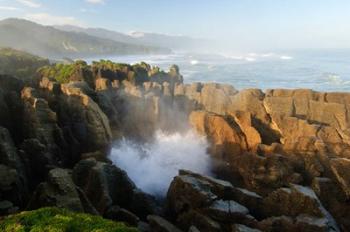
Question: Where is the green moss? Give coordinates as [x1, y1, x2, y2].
[0, 207, 137, 232]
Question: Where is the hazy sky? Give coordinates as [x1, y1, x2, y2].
[0, 0, 349, 50]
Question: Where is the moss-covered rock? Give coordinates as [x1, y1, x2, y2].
[38, 61, 89, 84]
[0, 207, 137, 232]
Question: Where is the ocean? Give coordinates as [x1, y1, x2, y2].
[88, 49, 350, 92]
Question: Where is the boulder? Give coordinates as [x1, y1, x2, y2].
[262, 184, 339, 231]
[177, 210, 222, 232]
[28, 168, 84, 212]
[72, 159, 155, 218]
[147, 215, 183, 232]
[230, 187, 263, 218]
[105, 205, 140, 226]
[130, 189, 159, 220]
[72, 159, 135, 214]
[167, 174, 217, 215]
[167, 170, 258, 231]
[204, 199, 249, 222]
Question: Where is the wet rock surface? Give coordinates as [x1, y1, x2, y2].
[0, 62, 350, 231]
[166, 170, 339, 232]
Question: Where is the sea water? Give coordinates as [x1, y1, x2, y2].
[88, 49, 350, 92]
[104, 49, 350, 195]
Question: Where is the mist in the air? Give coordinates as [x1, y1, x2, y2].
[109, 129, 212, 196]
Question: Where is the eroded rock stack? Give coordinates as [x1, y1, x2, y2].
[0, 60, 350, 231]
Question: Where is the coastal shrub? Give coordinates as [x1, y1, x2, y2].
[38, 59, 168, 85]
[92, 59, 131, 71]
[0, 207, 137, 232]
[38, 60, 89, 84]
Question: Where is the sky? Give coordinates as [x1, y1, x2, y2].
[0, 0, 349, 51]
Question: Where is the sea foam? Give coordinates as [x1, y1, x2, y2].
[109, 130, 211, 196]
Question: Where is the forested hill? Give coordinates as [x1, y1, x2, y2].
[0, 18, 170, 59]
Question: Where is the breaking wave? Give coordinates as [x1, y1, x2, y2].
[109, 130, 212, 196]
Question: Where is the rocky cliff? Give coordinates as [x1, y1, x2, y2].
[0, 60, 349, 231]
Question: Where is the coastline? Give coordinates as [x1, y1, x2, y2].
[0, 61, 349, 231]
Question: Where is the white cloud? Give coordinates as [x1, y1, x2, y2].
[25, 13, 85, 26]
[16, 0, 41, 8]
[0, 6, 21, 11]
[85, 0, 105, 4]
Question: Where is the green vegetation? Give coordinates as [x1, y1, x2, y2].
[38, 58, 173, 85]
[0, 47, 49, 79]
[38, 60, 88, 83]
[92, 59, 131, 71]
[0, 207, 137, 232]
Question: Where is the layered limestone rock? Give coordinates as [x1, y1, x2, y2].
[60, 82, 112, 152]
[21, 87, 61, 150]
[167, 170, 340, 232]
[0, 127, 28, 211]
[72, 158, 157, 219]
[189, 111, 248, 159]
[167, 170, 260, 231]
[329, 158, 350, 199]
[28, 168, 85, 212]
[262, 184, 339, 231]
[1, 63, 350, 230]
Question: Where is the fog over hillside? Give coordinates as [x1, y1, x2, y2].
[55, 24, 213, 53]
[0, 18, 170, 59]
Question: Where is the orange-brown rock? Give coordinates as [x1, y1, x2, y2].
[233, 153, 301, 193]
[189, 111, 247, 159]
[230, 111, 262, 151]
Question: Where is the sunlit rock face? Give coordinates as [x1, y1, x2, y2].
[1, 60, 350, 230]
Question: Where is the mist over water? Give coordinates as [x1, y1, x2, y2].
[90, 49, 350, 92]
[109, 130, 211, 196]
